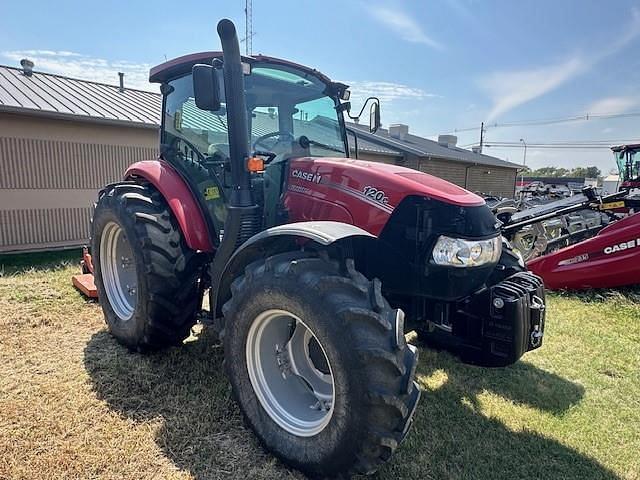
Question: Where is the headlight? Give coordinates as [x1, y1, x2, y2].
[432, 235, 501, 267]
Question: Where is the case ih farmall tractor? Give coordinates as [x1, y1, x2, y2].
[613, 143, 640, 195]
[91, 19, 546, 478]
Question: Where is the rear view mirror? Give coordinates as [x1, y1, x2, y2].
[192, 64, 221, 111]
[345, 96, 381, 132]
[369, 102, 380, 133]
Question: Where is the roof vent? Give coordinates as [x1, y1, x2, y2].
[389, 124, 409, 140]
[20, 58, 34, 77]
[118, 72, 125, 92]
[438, 134, 457, 148]
[471, 145, 481, 154]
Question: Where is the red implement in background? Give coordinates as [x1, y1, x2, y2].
[527, 211, 640, 290]
[72, 246, 98, 298]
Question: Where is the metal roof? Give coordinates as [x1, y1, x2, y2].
[348, 137, 401, 156]
[348, 122, 522, 170]
[0, 65, 161, 128]
[0, 63, 467, 162]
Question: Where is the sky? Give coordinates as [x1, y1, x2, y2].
[2, 0, 640, 174]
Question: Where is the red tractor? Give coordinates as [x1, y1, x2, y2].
[613, 143, 640, 194]
[91, 19, 546, 477]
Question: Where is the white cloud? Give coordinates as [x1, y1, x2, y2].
[343, 80, 439, 104]
[478, 7, 640, 121]
[586, 96, 640, 115]
[445, 0, 473, 20]
[343, 80, 441, 118]
[1, 50, 156, 91]
[479, 57, 586, 122]
[367, 5, 443, 50]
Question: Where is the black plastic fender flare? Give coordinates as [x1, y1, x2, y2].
[212, 221, 376, 318]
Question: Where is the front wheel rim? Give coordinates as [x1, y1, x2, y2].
[100, 221, 137, 321]
[246, 309, 335, 437]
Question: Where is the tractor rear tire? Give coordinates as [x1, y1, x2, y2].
[91, 182, 204, 352]
[222, 251, 420, 478]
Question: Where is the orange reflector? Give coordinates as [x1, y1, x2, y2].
[247, 156, 265, 172]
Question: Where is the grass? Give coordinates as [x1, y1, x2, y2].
[0, 250, 638, 480]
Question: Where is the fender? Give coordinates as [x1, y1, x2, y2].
[125, 160, 214, 252]
[212, 221, 375, 317]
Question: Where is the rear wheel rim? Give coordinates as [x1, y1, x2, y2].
[100, 221, 137, 321]
[246, 309, 335, 437]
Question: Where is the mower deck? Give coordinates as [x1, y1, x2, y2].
[72, 273, 98, 298]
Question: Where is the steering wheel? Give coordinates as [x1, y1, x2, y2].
[252, 131, 295, 151]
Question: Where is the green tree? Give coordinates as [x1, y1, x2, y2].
[570, 167, 587, 178]
[585, 166, 601, 178]
[569, 166, 601, 178]
[531, 166, 560, 177]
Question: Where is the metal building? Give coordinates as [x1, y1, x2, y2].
[1, 62, 520, 253]
[0, 64, 160, 253]
[348, 123, 522, 197]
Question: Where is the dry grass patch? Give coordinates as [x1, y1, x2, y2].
[1, 250, 638, 479]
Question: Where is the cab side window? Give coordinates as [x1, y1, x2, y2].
[162, 75, 230, 237]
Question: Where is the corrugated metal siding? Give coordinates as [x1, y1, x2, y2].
[467, 166, 516, 197]
[354, 151, 400, 164]
[0, 137, 157, 189]
[0, 207, 92, 251]
[418, 157, 467, 186]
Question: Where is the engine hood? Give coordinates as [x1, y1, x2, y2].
[292, 157, 484, 207]
[283, 156, 486, 236]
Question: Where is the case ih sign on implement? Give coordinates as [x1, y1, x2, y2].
[85, 20, 547, 478]
[523, 190, 640, 290]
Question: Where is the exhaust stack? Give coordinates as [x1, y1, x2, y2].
[209, 19, 261, 319]
[218, 18, 252, 208]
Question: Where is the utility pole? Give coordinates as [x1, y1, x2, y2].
[479, 122, 484, 153]
[519, 138, 527, 197]
[519, 138, 527, 167]
[244, 0, 253, 55]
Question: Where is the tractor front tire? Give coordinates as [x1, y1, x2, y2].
[222, 251, 420, 478]
[91, 182, 203, 352]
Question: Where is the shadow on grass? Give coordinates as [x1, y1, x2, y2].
[379, 348, 619, 480]
[84, 330, 618, 480]
[84, 329, 298, 480]
[0, 248, 81, 275]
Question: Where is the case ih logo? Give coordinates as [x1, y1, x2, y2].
[604, 238, 640, 255]
[291, 169, 322, 184]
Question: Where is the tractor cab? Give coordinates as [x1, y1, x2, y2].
[612, 143, 640, 191]
[150, 53, 376, 240]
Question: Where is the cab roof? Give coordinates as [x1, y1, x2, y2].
[149, 51, 336, 86]
[611, 143, 640, 152]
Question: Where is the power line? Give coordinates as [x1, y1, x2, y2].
[433, 110, 640, 137]
[484, 144, 622, 150]
[461, 138, 640, 149]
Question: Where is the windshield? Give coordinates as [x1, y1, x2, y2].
[248, 64, 346, 157]
[162, 61, 346, 165]
[615, 149, 640, 181]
